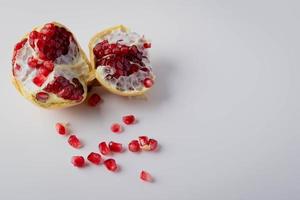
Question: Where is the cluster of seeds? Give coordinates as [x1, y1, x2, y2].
[55, 97, 158, 182]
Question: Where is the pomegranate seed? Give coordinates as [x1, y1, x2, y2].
[27, 57, 38, 68]
[143, 43, 151, 48]
[149, 139, 158, 151]
[68, 135, 82, 149]
[38, 66, 51, 77]
[32, 74, 46, 87]
[110, 123, 122, 133]
[36, 92, 49, 102]
[122, 115, 135, 125]
[143, 78, 154, 88]
[128, 140, 140, 152]
[138, 136, 149, 147]
[55, 123, 67, 135]
[140, 170, 152, 182]
[43, 61, 54, 71]
[99, 142, 110, 155]
[71, 156, 85, 167]
[14, 38, 27, 51]
[109, 141, 123, 152]
[87, 93, 101, 107]
[104, 159, 117, 172]
[87, 152, 102, 165]
[13, 64, 21, 76]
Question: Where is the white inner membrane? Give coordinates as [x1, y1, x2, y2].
[95, 30, 153, 91]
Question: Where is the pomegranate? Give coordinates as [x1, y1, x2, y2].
[110, 123, 122, 133]
[104, 159, 118, 172]
[87, 152, 102, 165]
[122, 115, 135, 125]
[89, 25, 155, 96]
[11, 22, 92, 109]
[140, 170, 152, 182]
[71, 156, 85, 167]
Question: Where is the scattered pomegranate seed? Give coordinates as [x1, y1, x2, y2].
[55, 123, 67, 135]
[143, 43, 151, 48]
[99, 142, 110, 155]
[104, 159, 118, 172]
[122, 115, 135, 125]
[149, 139, 158, 151]
[71, 156, 85, 168]
[138, 136, 149, 147]
[140, 170, 152, 182]
[109, 141, 123, 153]
[143, 78, 154, 88]
[68, 135, 82, 149]
[128, 140, 140, 152]
[111, 123, 122, 133]
[36, 92, 49, 102]
[87, 93, 101, 107]
[87, 152, 102, 165]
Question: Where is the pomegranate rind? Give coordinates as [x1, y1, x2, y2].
[11, 22, 93, 109]
[89, 25, 155, 96]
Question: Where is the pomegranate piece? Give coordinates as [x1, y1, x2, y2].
[104, 159, 118, 172]
[109, 141, 123, 153]
[149, 139, 158, 151]
[87, 93, 101, 107]
[122, 115, 135, 125]
[71, 156, 85, 168]
[138, 136, 149, 147]
[140, 170, 152, 182]
[128, 140, 140, 152]
[32, 74, 46, 87]
[68, 135, 82, 149]
[110, 123, 122, 133]
[55, 123, 67, 135]
[99, 142, 110, 155]
[87, 152, 102, 165]
[143, 78, 154, 88]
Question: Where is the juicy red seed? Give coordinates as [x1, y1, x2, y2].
[32, 74, 46, 87]
[87, 152, 102, 165]
[14, 38, 28, 51]
[138, 136, 149, 146]
[87, 93, 101, 107]
[99, 142, 110, 155]
[55, 123, 67, 135]
[104, 159, 117, 172]
[43, 61, 54, 71]
[128, 140, 141, 152]
[149, 139, 158, 151]
[140, 170, 152, 182]
[122, 115, 135, 125]
[143, 78, 154, 88]
[27, 56, 38, 68]
[109, 141, 123, 153]
[143, 43, 151, 48]
[71, 156, 85, 167]
[68, 135, 81, 148]
[111, 123, 122, 133]
[12, 64, 21, 76]
[38, 66, 51, 76]
[36, 92, 49, 102]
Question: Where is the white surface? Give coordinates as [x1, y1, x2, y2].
[0, 0, 299, 200]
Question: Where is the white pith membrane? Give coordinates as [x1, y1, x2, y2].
[13, 35, 90, 104]
[95, 30, 154, 92]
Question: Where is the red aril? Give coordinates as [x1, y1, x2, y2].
[143, 78, 154, 88]
[104, 159, 118, 172]
[87, 152, 102, 165]
[140, 170, 152, 182]
[87, 93, 101, 107]
[68, 135, 82, 148]
[110, 123, 122, 133]
[149, 139, 158, 151]
[109, 141, 123, 153]
[35, 92, 49, 102]
[27, 56, 38, 68]
[128, 140, 140, 152]
[138, 136, 149, 147]
[32, 74, 46, 87]
[122, 115, 135, 125]
[99, 142, 110, 155]
[71, 156, 85, 168]
[55, 122, 67, 135]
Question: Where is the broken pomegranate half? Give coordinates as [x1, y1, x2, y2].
[11, 22, 92, 108]
[89, 25, 155, 96]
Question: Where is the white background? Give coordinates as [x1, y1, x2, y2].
[0, 0, 299, 199]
